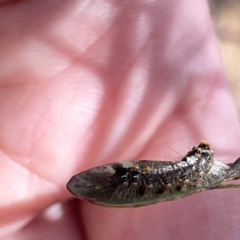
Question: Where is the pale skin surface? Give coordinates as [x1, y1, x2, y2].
[1, 0, 240, 239]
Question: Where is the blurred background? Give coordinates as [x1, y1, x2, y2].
[209, 0, 240, 113]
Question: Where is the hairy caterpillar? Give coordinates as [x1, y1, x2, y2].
[67, 141, 240, 207]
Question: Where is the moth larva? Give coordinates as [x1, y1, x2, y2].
[67, 141, 240, 207]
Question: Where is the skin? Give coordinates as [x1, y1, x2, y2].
[0, 0, 240, 239]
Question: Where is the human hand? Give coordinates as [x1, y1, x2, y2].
[1, 0, 240, 239]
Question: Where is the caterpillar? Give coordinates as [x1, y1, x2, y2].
[67, 141, 240, 207]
